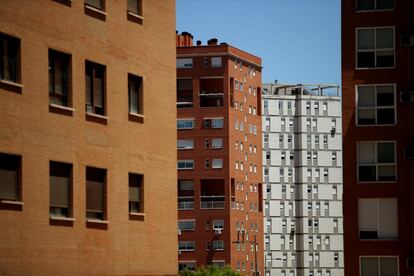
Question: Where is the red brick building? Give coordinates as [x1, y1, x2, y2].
[176, 32, 264, 274]
[342, 0, 414, 275]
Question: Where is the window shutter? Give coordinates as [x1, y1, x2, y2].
[50, 175, 69, 207]
[0, 169, 18, 200]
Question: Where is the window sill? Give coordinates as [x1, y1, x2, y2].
[86, 112, 108, 125]
[1, 200, 23, 205]
[50, 216, 75, 222]
[128, 112, 144, 123]
[52, 0, 73, 7]
[50, 216, 75, 226]
[87, 219, 109, 224]
[127, 11, 143, 24]
[49, 104, 74, 116]
[356, 66, 395, 70]
[129, 212, 146, 221]
[84, 4, 107, 21]
[0, 79, 23, 94]
[0, 79, 23, 88]
[0, 200, 23, 211]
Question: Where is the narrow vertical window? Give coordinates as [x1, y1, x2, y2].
[0, 33, 20, 83]
[85, 61, 106, 115]
[49, 50, 71, 107]
[129, 173, 143, 213]
[128, 74, 143, 115]
[86, 167, 106, 220]
[0, 153, 21, 202]
[49, 161, 72, 218]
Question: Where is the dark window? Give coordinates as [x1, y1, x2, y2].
[85, 0, 104, 10]
[0, 33, 20, 83]
[128, 74, 143, 115]
[357, 85, 395, 125]
[85, 61, 106, 115]
[0, 153, 21, 201]
[50, 161, 72, 218]
[357, 0, 394, 11]
[49, 50, 71, 107]
[86, 167, 106, 220]
[359, 231, 378, 239]
[129, 173, 143, 213]
[357, 28, 394, 69]
[127, 0, 142, 15]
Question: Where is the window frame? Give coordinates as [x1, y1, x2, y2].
[85, 166, 107, 221]
[176, 58, 193, 69]
[177, 160, 194, 170]
[85, 0, 105, 11]
[177, 119, 195, 130]
[359, 256, 399, 276]
[49, 49, 71, 108]
[128, 73, 144, 116]
[0, 32, 21, 84]
[49, 161, 73, 218]
[127, 0, 143, 17]
[85, 60, 106, 116]
[355, 26, 395, 70]
[128, 173, 144, 214]
[0, 152, 22, 203]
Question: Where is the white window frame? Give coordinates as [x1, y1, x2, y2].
[212, 219, 224, 230]
[212, 159, 223, 169]
[177, 119, 195, 130]
[178, 220, 196, 231]
[177, 160, 194, 170]
[211, 56, 222, 67]
[212, 138, 223, 149]
[177, 58, 193, 69]
[177, 139, 194, 150]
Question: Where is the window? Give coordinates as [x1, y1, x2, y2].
[178, 220, 195, 231]
[212, 118, 224, 128]
[127, 0, 142, 16]
[357, 0, 394, 11]
[85, 61, 106, 115]
[358, 198, 398, 239]
[49, 50, 71, 107]
[129, 173, 143, 213]
[86, 167, 106, 220]
[179, 180, 194, 191]
[213, 240, 224, 250]
[50, 161, 72, 218]
[177, 119, 194, 129]
[178, 241, 195, 251]
[0, 153, 21, 202]
[0, 33, 20, 83]
[128, 74, 143, 115]
[212, 138, 223, 149]
[177, 139, 194, 150]
[358, 141, 396, 182]
[212, 159, 223, 169]
[357, 85, 395, 125]
[211, 57, 222, 67]
[323, 135, 328, 144]
[357, 27, 394, 68]
[177, 58, 193, 68]
[213, 219, 224, 230]
[177, 160, 194, 170]
[179, 262, 196, 271]
[360, 256, 398, 276]
[85, 0, 104, 10]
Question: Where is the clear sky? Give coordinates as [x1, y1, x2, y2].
[176, 0, 341, 86]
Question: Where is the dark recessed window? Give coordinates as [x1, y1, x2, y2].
[357, 0, 394, 11]
[85, 0, 104, 10]
[0, 153, 21, 201]
[0, 33, 20, 83]
[357, 85, 395, 125]
[85, 61, 106, 116]
[357, 27, 394, 68]
[128, 74, 143, 115]
[49, 161, 72, 218]
[127, 0, 142, 16]
[86, 167, 106, 220]
[358, 141, 396, 182]
[49, 50, 71, 107]
[129, 173, 143, 213]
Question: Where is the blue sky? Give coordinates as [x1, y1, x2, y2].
[176, 0, 341, 85]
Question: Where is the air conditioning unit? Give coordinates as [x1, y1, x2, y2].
[400, 91, 414, 103]
[407, 257, 414, 269]
[214, 229, 222, 235]
[405, 148, 414, 160]
[400, 35, 414, 47]
[330, 127, 336, 135]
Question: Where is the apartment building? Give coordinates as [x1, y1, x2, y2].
[176, 32, 264, 274]
[262, 83, 343, 276]
[342, 0, 414, 275]
[0, 1, 177, 275]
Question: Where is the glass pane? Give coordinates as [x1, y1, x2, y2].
[358, 29, 375, 50]
[127, 0, 139, 13]
[378, 165, 396, 181]
[359, 166, 377, 181]
[2, 39, 11, 81]
[380, 257, 398, 276]
[0, 169, 18, 200]
[377, 108, 394, 124]
[357, 0, 375, 10]
[376, 28, 394, 49]
[358, 52, 375, 68]
[358, 142, 376, 164]
[54, 56, 64, 96]
[129, 83, 138, 113]
[377, 142, 394, 163]
[86, 180, 103, 212]
[376, 50, 394, 67]
[50, 175, 69, 207]
[377, 85, 394, 106]
[129, 186, 140, 202]
[361, 257, 379, 276]
[94, 69, 104, 108]
[377, 0, 394, 9]
[85, 0, 103, 9]
[358, 86, 375, 107]
[358, 109, 375, 125]
[85, 72, 92, 105]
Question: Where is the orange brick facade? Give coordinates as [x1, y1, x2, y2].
[0, 1, 177, 275]
[176, 34, 264, 274]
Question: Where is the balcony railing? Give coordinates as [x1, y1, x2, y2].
[200, 195, 225, 209]
[178, 196, 194, 210]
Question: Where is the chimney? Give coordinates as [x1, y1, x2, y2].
[196, 40, 202, 46]
[176, 31, 193, 47]
[207, 38, 218, 45]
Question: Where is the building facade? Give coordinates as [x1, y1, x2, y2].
[262, 83, 344, 276]
[342, 0, 414, 275]
[0, 1, 177, 275]
[176, 33, 264, 274]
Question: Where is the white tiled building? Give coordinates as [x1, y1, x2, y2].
[262, 83, 344, 276]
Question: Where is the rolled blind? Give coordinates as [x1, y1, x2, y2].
[378, 198, 398, 238]
[50, 175, 69, 207]
[0, 169, 18, 200]
[86, 180, 103, 212]
[358, 198, 377, 231]
[129, 185, 140, 202]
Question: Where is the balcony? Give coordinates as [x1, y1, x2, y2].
[178, 196, 194, 210]
[200, 195, 225, 209]
[199, 91, 224, 108]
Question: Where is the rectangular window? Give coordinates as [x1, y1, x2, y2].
[0, 33, 20, 83]
[86, 167, 106, 220]
[213, 219, 224, 230]
[178, 160, 194, 170]
[212, 159, 223, 169]
[357, 84, 395, 125]
[177, 58, 193, 68]
[359, 198, 398, 239]
[85, 0, 104, 10]
[179, 180, 194, 191]
[357, 27, 394, 68]
[212, 118, 224, 128]
[0, 153, 21, 201]
[178, 241, 195, 251]
[212, 138, 223, 149]
[360, 256, 398, 276]
[177, 119, 195, 129]
[129, 173, 143, 213]
[357, 0, 394, 11]
[177, 139, 194, 150]
[128, 74, 143, 115]
[212, 240, 224, 250]
[49, 50, 71, 107]
[127, 0, 142, 16]
[178, 220, 195, 231]
[49, 161, 72, 218]
[358, 141, 396, 182]
[85, 61, 106, 115]
[211, 56, 222, 67]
